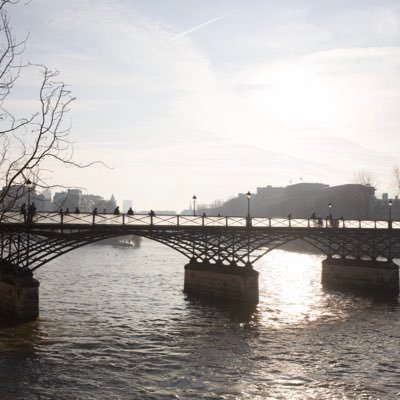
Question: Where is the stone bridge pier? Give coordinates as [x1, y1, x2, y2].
[0, 270, 39, 322]
[321, 258, 399, 295]
[184, 260, 259, 304]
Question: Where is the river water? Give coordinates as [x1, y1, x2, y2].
[0, 239, 400, 399]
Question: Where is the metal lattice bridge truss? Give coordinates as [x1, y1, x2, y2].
[1, 212, 400, 272]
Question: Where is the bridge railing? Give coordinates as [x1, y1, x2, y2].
[1, 211, 399, 230]
[94, 213, 123, 225]
[359, 220, 387, 229]
[35, 212, 93, 225]
[2, 211, 23, 223]
[252, 218, 314, 228]
[226, 217, 247, 227]
[62, 213, 93, 224]
[343, 220, 390, 229]
[251, 218, 270, 227]
[177, 215, 203, 226]
[124, 214, 152, 225]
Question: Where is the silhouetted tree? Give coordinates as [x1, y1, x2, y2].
[352, 170, 377, 219]
[353, 170, 377, 187]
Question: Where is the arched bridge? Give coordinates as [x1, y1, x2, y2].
[1, 212, 400, 273]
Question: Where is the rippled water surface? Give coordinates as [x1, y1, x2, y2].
[1, 240, 400, 399]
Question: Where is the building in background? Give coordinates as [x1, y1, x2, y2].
[122, 199, 132, 213]
[42, 188, 52, 201]
[188, 182, 396, 220]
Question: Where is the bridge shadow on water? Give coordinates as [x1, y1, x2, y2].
[0, 319, 25, 329]
[0, 316, 42, 333]
[322, 285, 400, 305]
[183, 293, 258, 325]
[182, 283, 400, 329]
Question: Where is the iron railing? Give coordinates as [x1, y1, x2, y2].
[1, 212, 399, 230]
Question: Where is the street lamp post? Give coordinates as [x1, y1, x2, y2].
[26, 179, 32, 222]
[192, 195, 197, 216]
[389, 199, 393, 229]
[328, 202, 333, 228]
[246, 191, 252, 267]
[25, 179, 32, 269]
[246, 191, 251, 227]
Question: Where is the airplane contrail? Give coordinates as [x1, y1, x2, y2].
[169, 13, 227, 41]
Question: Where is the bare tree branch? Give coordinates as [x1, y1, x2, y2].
[353, 170, 377, 187]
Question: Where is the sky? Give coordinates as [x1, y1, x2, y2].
[7, 0, 400, 211]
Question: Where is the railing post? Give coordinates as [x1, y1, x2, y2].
[359, 220, 361, 229]
[177, 215, 179, 226]
[202, 215, 205, 226]
[269, 217, 271, 228]
[150, 215, 153, 226]
[92, 214, 95, 225]
[307, 218, 310, 228]
[122, 214, 125, 225]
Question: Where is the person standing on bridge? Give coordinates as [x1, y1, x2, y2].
[113, 206, 120, 215]
[148, 210, 155, 226]
[127, 207, 134, 215]
[325, 215, 330, 227]
[93, 207, 98, 216]
[27, 202, 36, 224]
[75, 207, 80, 214]
[310, 212, 317, 227]
[20, 203, 27, 223]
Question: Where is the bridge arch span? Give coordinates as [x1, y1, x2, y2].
[1, 217, 400, 272]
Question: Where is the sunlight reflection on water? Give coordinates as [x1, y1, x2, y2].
[258, 250, 324, 327]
